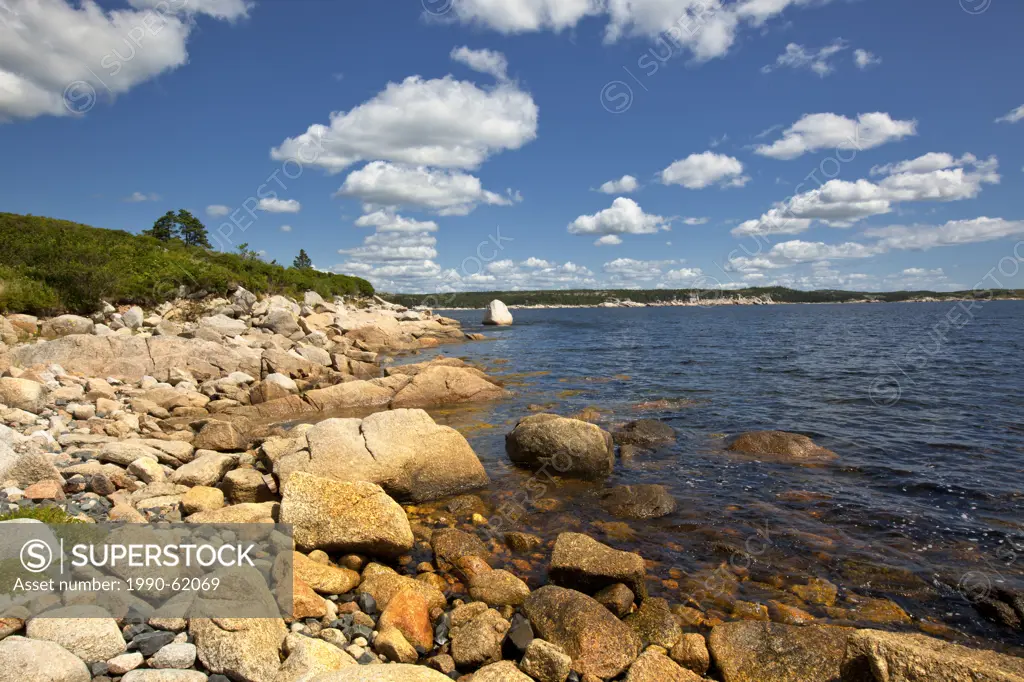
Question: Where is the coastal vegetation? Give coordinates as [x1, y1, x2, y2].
[0, 212, 373, 315]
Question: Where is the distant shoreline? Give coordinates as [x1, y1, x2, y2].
[431, 297, 1024, 311]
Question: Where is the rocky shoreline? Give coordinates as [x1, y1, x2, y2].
[0, 289, 1022, 681]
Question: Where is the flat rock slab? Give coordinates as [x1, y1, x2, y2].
[709, 621, 854, 682]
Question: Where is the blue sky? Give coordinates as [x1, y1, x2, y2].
[1, 0, 1022, 293]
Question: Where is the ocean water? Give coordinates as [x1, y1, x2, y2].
[394, 302, 1024, 648]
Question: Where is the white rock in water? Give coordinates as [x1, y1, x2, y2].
[482, 300, 513, 326]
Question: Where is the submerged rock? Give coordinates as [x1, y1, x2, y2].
[727, 430, 838, 463]
[506, 413, 615, 479]
[612, 419, 676, 447]
[600, 484, 676, 520]
[482, 300, 513, 326]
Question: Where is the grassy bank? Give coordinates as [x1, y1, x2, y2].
[385, 286, 1024, 308]
[0, 213, 373, 315]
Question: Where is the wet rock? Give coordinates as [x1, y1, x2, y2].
[550, 532, 647, 600]
[626, 649, 703, 682]
[727, 431, 837, 463]
[190, 616, 287, 682]
[431, 528, 490, 571]
[826, 596, 911, 624]
[0, 377, 47, 413]
[482, 300, 513, 326]
[670, 633, 710, 676]
[790, 577, 838, 606]
[506, 414, 615, 480]
[841, 629, 1024, 681]
[708, 621, 854, 682]
[766, 600, 816, 626]
[280, 472, 414, 558]
[0, 635, 90, 682]
[594, 583, 634, 618]
[504, 532, 543, 553]
[612, 420, 676, 447]
[450, 608, 510, 668]
[26, 607, 126, 662]
[520, 638, 572, 682]
[624, 597, 681, 648]
[600, 484, 676, 520]
[523, 585, 642, 679]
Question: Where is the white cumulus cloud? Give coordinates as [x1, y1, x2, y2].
[754, 112, 917, 160]
[206, 205, 231, 217]
[597, 175, 639, 194]
[270, 75, 538, 172]
[853, 49, 881, 69]
[0, 0, 242, 121]
[338, 162, 513, 216]
[660, 152, 748, 189]
[257, 198, 301, 213]
[567, 197, 671, 238]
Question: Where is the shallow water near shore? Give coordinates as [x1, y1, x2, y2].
[396, 302, 1024, 650]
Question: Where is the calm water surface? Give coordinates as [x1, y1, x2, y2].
[392, 302, 1024, 648]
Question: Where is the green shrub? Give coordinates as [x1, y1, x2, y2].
[0, 212, 374, 315]
[0, 506, 84, 524]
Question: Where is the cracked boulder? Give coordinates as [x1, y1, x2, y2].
[273, 408, 488, 502]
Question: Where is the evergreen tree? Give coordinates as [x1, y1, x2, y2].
[143, 211, 178, 241]
[293, 249, 313, 270]
[176, 210, 211, 248]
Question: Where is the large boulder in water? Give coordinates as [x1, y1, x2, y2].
[482, 300, 513, 325]
[274, 408, 489, 502]
[841, 629, 1024, 681]
[727, 430, 837, 463]
[600, 484, 676, 520]
[523, 585, 642, 679]
[506, 414, 614, 479]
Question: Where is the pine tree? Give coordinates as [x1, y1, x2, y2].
[177, 210, 211, 248]
[293, 249, 313, 270]
[143, 211, 178, 241]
